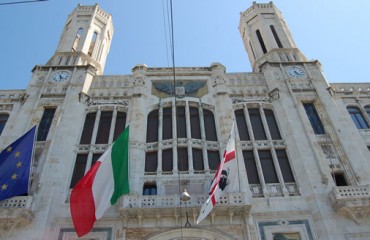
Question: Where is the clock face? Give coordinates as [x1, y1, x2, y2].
[287, 67, 305, 78]
[52, 71, 71, 82]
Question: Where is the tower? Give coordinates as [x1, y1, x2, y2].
[47, 4, 113, 74]
[239, 1, 306, 72]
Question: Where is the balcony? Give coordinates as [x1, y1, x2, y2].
[330, 185, 370, 224]
[120, 193, 250, 226]
[0, 196, 34, 237]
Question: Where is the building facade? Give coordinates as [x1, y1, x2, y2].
[1, 2, 370, 240]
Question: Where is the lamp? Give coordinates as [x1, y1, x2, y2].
[180, 189, 191, 202]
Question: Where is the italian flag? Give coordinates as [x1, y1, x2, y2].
[70, 126, 130, 237]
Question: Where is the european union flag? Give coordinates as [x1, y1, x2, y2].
[0, 126, 36, 201]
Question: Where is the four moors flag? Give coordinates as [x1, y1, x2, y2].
[70, 126, 130, 237]
[197, 123, 238, 224]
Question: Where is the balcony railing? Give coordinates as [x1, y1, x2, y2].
[330, 185, 370, 224]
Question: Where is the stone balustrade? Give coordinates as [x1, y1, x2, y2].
[330, 185, 370, 224]
[0, 196, 33, 209]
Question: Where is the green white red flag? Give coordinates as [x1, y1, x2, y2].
[70, 126, 130, 237]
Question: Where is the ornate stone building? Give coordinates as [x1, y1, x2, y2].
[1, 2, 370, 240]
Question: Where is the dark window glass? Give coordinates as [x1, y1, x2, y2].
[259, 150, 278, 183]
[193, 148, 204, 171]
[146, 110, 159, 143]
[0, 114, 9, 136]
[113, 112, 126, 141]
[177, 147, 188, 171]
[365, 106, 370, 119]
[145, 151, 157, 173]
[143, 183, 157, 195]
[37, 108, 56, 141]
[80, 112, 96, 144]
[207, 150, 220, 171]
[276, 150, 294, 183]
[162, 148, 173, 172]
[177, 106, 187, 138]
[264, 109, 281, 139]
[95, 111, 112, 144]
[256, 29, 267, 54]
[70, 154, 88, 188]
[190, 107, 201, 139]
[243, 150, 260, 184]
[162, 107, 172, 140]
[270, 25, 283, 48]
[332, 172, 348, 186]
[92, 153, 102, 167]
[347, 106, 369, 129]
[249, 108, 267, 140]
[88, 32, 98, 57]
[303, 103, 325, 134]
[235, 109, 250, 141]
[204, 109, 217, 141]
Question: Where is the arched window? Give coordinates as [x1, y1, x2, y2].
[256, 29, 267, 54]
[0, 114, 9, 136]
[145, 101, 218, 175]
[72, 28, 83, 52]
[270, 25, 283, 48]
[365, 106, 370, 119]
[71, 109, 127, 187]
[88, 31, 98, 57]
[347, 106, 368, 129]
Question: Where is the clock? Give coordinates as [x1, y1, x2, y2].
[287, 67, 305, 78]
[51, 71, 71, 82]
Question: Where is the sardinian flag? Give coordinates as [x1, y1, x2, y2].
[197, 123, 238, 224]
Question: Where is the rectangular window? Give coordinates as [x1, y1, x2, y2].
[204, 109, 217, 141]
[235, 109, 250, 141]
[207, 150, 220, 171]
[264, 109, 281, 140]
[162, 148, 173, 172]
[92, 153, 102, 167]
[37, 108, 56, 141]
[177, 147, 188, 171]
[80, 112, 96, 144]
[276, 150, 295, 183]
[249, 108, 267, 140]
[332, 172, 348, 186]
[95, 111, 113, 144]
[190, 107, 201, 139]
[143, 183, 157, 195]
[145, 151, 158, 173]
[303, 103, 325, 134]
[256, 29, 267, 54]
[113, 112, 126, 141]
[0, 114, 9, 136]
[70, 154, 88, 188]
[192, 148, 204, 172]
[243, 150, 260, 184]
[259, 150, 279, 183]
[162, 107, 172, 140]
[176, 106, 187, 138]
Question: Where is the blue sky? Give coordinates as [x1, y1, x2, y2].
[1, 0, 370, 90]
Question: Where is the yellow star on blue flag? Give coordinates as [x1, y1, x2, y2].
[0, 126, 36, 201]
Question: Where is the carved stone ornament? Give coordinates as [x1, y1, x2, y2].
[0, 207, 34, 239]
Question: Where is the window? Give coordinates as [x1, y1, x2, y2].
[270, 25, 283, 48]
[365, 105, 370, 119]
[303, 103, 325, 134]
[72, 28, 83, 52]
[236, 105, 296, 197]
[72, 109, 127, 187]
[347, 106, 368, 129]
[145, 151, 158, 173]
[88, 31, 98, 57]
[37, 108, 56, 141]
[145, 101, 218, 175]
[143, 183, 157, 195]
[256, 29, 267, 54]
[332, 172, 348, 186]
[0, 114, 9, 136]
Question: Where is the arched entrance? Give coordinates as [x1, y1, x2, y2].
[144, 228, 238, 240]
